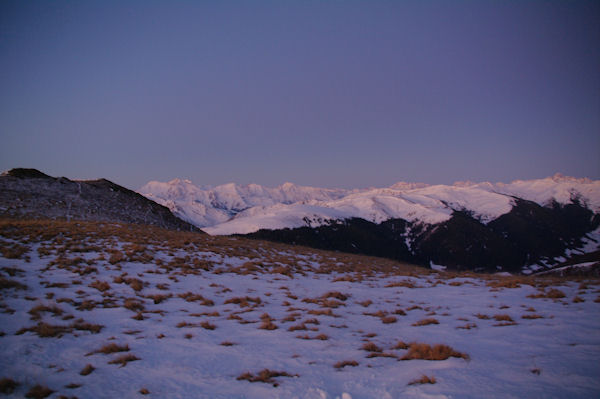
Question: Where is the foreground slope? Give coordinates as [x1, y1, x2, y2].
[0, 220, 599, 398]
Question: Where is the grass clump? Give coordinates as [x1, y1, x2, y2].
[408, 375, 437, 385]
[108, 354, 140, 367]
[334, 360, 359, 369]
[236, 369, 297, 387]
[412, 318, 439, 327]
[400, 343, 469, 361]
[86, 343, 129, 356]
[0, 378, 19, 394]
[80, 364, 95, 376]
[25, 384, 54, 399]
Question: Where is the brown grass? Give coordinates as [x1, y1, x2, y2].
[108, 354, 140, 367]
[412, 318, 439, 326]
[361, 342, 383, 352]
[521, 314, 544, 319]
[408, 375, 436, 385]
[528, 288, 566, 299]
[0, 277, 27, 290]
[0, 378, 19, 394]
[381, 316, 397, 324]
[220, 341, 236, 346]
[80, 364, 95, 376]
[334, 360, 359, 369]
[493, 314, 514, 322]
[86, 343, 129, 356]
[401, 343, 469, 361]
[200, 321, 217, 330]
[25, 384, 54, 399]
[89, 280, 111, 292]
[224, 296, 262, 308]
[28, 304, 64, 320]
[140, 388, 150, 395]
[236, 369, 297, 387]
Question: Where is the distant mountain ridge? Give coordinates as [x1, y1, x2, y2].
[0, 168, 200, 232]
[139, 174, 600, 273]
[139, 174, 600, 232]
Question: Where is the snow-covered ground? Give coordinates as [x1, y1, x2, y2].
[1, 222, 599, 398]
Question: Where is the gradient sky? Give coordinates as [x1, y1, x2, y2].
[1, 1, 599, 190]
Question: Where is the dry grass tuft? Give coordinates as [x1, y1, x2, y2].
[86, 343, 129, 356]
[200, 321, 217, 330]
[528, 288, 566, 299]
[360, 342, 383, 352]
[224, 296, 262, 308]
[408, 375, 436, 385]
[0, 378, 19, 394]
[236, 369, 297, 387]
[220, 341, 236, 346]
[89, 280, 111, 292]
[140, 387, 150, 395]
[80, 364, 95, 376]
[400, 343, 469, 361]
[0, 277, 28, 290]
[108, 354, 140, 367]
[334, 360, 359, 369]
[521, 314, 544, 320]
[28, 303, 64, 321]
[381, 316, 397, 324]
[25, 384, 54, 399]
[412, 318, 439, 327]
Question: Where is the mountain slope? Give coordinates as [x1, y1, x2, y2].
[0, 168, 200, 231]
[139, 174, 600, 272]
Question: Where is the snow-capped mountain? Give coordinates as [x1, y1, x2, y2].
[139, 174, 600, 235]
[139, 174, 600, 273]
[139, 179, 353, 228]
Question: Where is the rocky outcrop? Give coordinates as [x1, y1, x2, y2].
[0, 168, 200, 232]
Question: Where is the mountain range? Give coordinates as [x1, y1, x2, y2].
[139, 174, 600, 273]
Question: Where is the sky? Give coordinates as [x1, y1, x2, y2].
[1, 1, 599, 190]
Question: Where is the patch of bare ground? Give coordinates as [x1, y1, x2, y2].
[0, 277, 27, 290]
[108, 354, 140, 367]
[296, 333, 328, 340]
[79, 364, 95, 376]
[408, 375, 436, 385]
[16, 320, 103, 338]
[28, 303, 64, 320]
[224, 296, 262, 308]
[178, 292, 214, 306]
[360, 342, 383, 353]
[0, 378, 19, 394]
[400, 343, 469, 361]
[259, 313, 278, 330]
[412, 318, 439, 327]
[334, 360, 359, 369]
[25, 384, 54, 399]
[236, 369, 298, 387]
[86, 343, 129, 356]
[527, 288, 566, 299]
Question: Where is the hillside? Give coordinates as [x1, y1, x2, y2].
[139, 175, 600, 273]
[0, 169, 199, 232]
[0, 219, 598, 398]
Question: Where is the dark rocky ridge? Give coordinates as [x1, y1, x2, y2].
[0, 168, 200, 232]
[246, 199, 599, 273]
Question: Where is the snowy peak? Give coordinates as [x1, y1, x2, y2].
[138, 175, 600, 234]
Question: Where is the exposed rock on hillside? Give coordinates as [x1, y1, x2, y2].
[0, 168, 200, 231]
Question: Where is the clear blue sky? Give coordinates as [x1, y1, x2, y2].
[1, 1, 599, 190]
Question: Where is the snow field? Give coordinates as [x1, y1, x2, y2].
[0, 222, 599, 398]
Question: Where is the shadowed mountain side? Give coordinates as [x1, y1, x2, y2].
[247, 200, 599, 273]
[0, 168, 200, 232]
